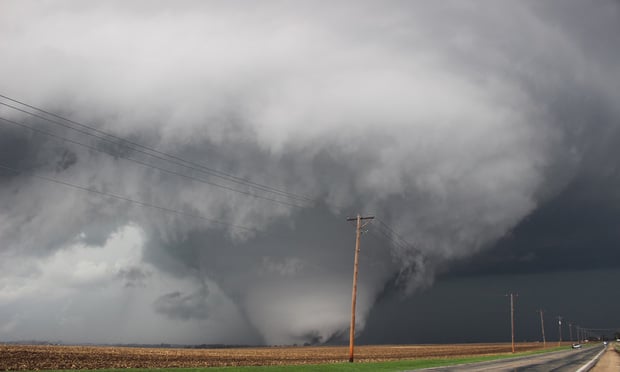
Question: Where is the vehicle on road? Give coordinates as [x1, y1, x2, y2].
[571, 343, 582, 349]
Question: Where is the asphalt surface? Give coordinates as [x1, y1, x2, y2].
[415, 344, 606, 372]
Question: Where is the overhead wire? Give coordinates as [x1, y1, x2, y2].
[376, 218, 416, 250]
[0, 94, 315, 204]
[0, 163, 258, 233]
[369, 225, 408, 252]
[0, 116, 307, 209]
[0, 94, 374, 233]
[372, 219, 416, 253]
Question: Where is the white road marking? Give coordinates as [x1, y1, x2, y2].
[575, 345, 607, 372]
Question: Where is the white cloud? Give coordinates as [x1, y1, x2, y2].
[0, 225, 252, 344]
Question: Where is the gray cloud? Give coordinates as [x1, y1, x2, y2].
[361, 268, 620, 344]
[154, 286, 210, 321]
[117, 266, 151, 288]
[0, 0, 618, 345]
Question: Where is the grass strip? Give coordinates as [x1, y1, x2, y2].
[41, 346, 569, 372]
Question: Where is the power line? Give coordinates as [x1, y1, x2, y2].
[0, 163, 258, 233]
[586, 327, 620, 330]
[372, 219, 423, 259]
[371, 225, 409, 252]
[0, 116, 307, 209]
[0, 94, 315, 204]
[369, 222, 427, 290]
[376, 218, 414, 249]
[377, 220, 409, 243]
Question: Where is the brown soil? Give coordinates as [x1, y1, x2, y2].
[0, 342, 550, 370]
[591, 343, 620, 372]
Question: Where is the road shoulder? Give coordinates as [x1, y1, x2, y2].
[590, 343, 620, 372]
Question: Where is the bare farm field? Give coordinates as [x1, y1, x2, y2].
[0, 343, 552, 370]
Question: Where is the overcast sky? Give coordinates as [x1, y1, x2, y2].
[1, 0, 619, 345]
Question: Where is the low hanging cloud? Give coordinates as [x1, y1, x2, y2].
[117, 266, 151, 288]
[154, 287, 210, 321]
[0, 0, 618, 345]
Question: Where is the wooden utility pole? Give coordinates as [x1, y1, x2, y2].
[557, 316, 563, 346]
[346, 214, 374, 363]
[569, 323, 573, 343]
[538, 309, 546, 347]
[509, 293, 516, 353]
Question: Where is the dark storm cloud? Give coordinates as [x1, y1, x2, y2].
[361, 268, 620, 344]
[0, 0, 619, 345]
[141, 205, 394, 343]
[154, 286, 210, 320]
[0, 129, 34, 171]
[117, 266, 151, 288]
[446, 170, 620, 277]
[0, 126, 77, 177]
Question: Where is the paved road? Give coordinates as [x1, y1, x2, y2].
[415, 345, 606, 371]
[591, 343, 620, 372]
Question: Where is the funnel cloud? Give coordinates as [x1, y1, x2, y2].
[1, 0, 619, 345]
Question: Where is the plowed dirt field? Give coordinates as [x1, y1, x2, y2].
[0, 343, 550, 370]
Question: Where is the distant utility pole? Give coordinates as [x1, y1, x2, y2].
[576, 325, 580, 343]
[537, 309, 546, 347]
[557, 316, 563, 346]
[569, 323, 573, 343]
[346, 214, 374, 363]
[507, 293, 518, 353]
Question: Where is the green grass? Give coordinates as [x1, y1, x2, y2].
[42, 346, 569, 372]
